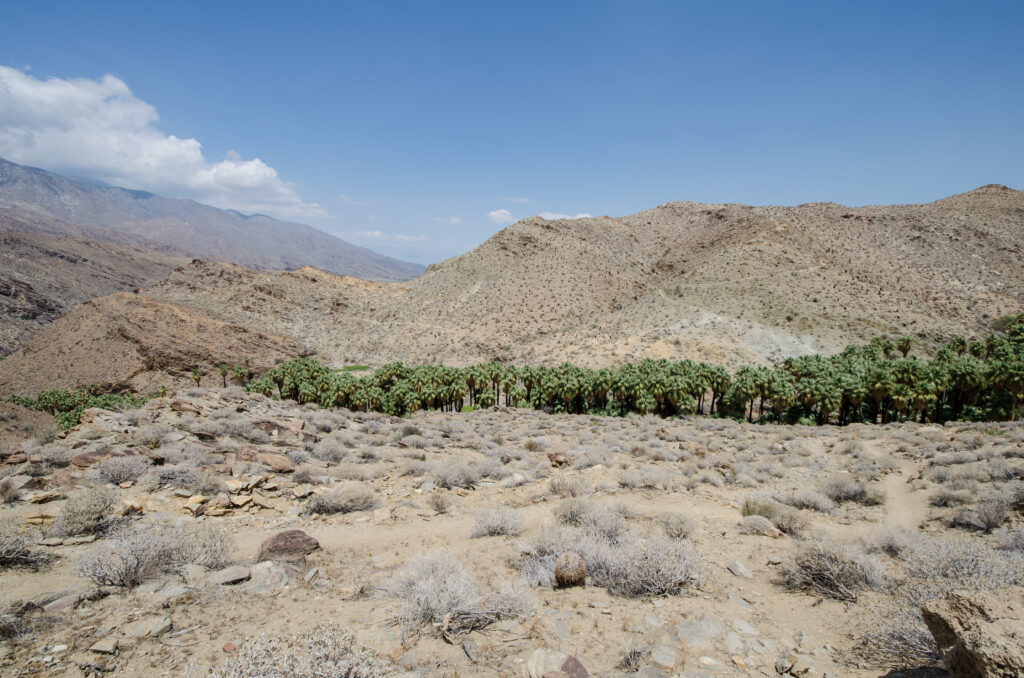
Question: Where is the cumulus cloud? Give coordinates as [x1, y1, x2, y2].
[431, 216, 463, 224]
[488, 208, 515, 224]
[539, 211, 594, 220]
[0, 67, 324, 219]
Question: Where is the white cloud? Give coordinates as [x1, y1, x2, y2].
[488, 208, 515, 224]
[347, 230, 426, 242]
[0, 67, 324, 219]
[431, 216, 463, 224]
[539, 211, 594, 220]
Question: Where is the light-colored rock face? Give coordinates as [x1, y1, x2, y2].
[1, 387, 1023, 677]
[922, 587, 1024, 677]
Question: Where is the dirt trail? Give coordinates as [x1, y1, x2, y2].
[882, 460, 929, 530]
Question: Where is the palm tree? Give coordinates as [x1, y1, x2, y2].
[897, 336, 914, 358]
[191, 369, 204, 387]
[218, 365, 230, 387]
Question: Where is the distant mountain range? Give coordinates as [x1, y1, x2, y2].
[0, 157, 424, 282]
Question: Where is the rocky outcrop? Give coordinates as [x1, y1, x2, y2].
[921, 587, 1024, 677]
[257, 530, 321, 564]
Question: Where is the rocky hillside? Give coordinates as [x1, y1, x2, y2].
[0, 157, 424, 281]
[1, 185, 1020, 394]
[149, 185, 1023, 366]
[0, 208, 188, 355]
[0, 293, 302, 396]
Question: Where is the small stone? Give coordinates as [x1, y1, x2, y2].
[776, 651, 797, 674]
[732, 656, 746, 667]
[727, 560, 753, 578]
[52, 644, 68, 653]
[230, 494, 252, 507]
[304, 567, 320, 583]
[223, 642, 236, 653]
[123, 615, 171, 637]
[209, 565, 251, 585]
[62, 534, 97, 545]
[90, 637, 118, 654]
[732, 619, 759, 636]
[697, 656, 724, 671]
[224, 479, 245, 493]
[43, 594, 81, 613]
[649, 645, 676, 671]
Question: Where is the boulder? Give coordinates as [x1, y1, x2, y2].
[526, 649, 589, 678]
[257, 529, 320, 563]
[256, 452, 294, 473]
[554, 552, 586, 588]
[209, 565, 251, 586]
[922, 587, 1024, 677]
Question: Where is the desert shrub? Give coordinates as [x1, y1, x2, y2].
[781, 537, 886, 601]
[433, 464, 479, 489]
[427, 493, 453, 514]
[860, 601, 941, 668]
[820, 477, 885, 505]
[573, 449, 610, 469]
[950, 501, 1010, 532]
[658, 512, 697, 539]
[156, 463, 201, 488]
[48, 488, 118, 537]
[548, 477, 583, 497]
[471, 507, 524, 538]
[930, 487, 975, 507]
[136, 424, 171, 448]
[303, 484, 379, 515]
[386, 551, 534, 639]
[292, 465, 326, 485]
[994, 527, 1024, 552]
[0, 519, 40, 568]
[287, 449, 311, 465]
[95, 455, 151, 484]
[861, 527, 922, 558]
[738, 515, 776, 536]
[401, 435, 430, 450]
[904, 536, 1024, 591]
[40, 446, 70, 468]
[553, 499, 628, 542]
[311, 439, 349, 463]
[0, 477, 22, 504]
[519, 524, 703, 598]
[741, 494, 809, 536]
[523, 437, 549, 452]
[76, 523, 234, 587]
[212, 623, 398, 678]
[777, 489, 836, 513]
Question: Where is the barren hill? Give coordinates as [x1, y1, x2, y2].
[2, 185, 1020, 394]
[0, 293, 301, 396]
[0, 208, 189, 355]
[0, 157, 424, 281]
[147, 185, 1024, 367]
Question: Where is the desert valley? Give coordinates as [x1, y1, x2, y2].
[0, 152, 1022, 678]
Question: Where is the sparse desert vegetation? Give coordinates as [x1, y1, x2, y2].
[0, 361, 1023, 677]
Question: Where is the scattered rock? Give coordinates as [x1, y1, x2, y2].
[727, 559, 753, 578]
[649, 645, 676, 671]
[922, 587, 1024, 678]
[43, 593, 81, 613]
[89, 637, 118, 654]
[209, 565, 251, 586]
[123, 614, 172, 637]
[223, 642, 236, 653]
[256, 452, 294, 473]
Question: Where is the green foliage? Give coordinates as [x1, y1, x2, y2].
[5, 387, 154, 430]
[247, 315, 1024, 425]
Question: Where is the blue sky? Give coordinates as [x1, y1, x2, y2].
[1, 1, 1022, 264]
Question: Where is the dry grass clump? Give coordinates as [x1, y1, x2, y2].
[519, 515, 704, 598]
[303, 483, 379, 515]
[77, 524, 234, 587]
[0, 477, 22, 505]
[738, 515, 776, 536]
[781, 537, 886, 601]
[548, 477, 583, 497]
[950, 500, 1010, 533]
[820, 476, 886, 506]
[94, 455, 151, 484]
[860, 527, 922, 558]
[432, 463, 479, 489]
[553, 499, 628, 542]
[658, 512, 697, 539]
[426, 493, 453, 514]
[212, 623, 398, 678]
[470, 507, 524, 537]
[47, 488, 118, 537]
[386, 550, 534, 640]
[0, 519, 41, 568]
[777, 489, 836, 513]
[994, 527, 1024, 552]
[741, 494, 809, 536]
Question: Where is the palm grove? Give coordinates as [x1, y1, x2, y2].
[246, 315, 1024, 426]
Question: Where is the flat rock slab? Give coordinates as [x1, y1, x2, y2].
[123, 615, 171, 637]
[90, 637, 118, 654]
[727, 560, 753, 578]
[209, 565, 251, 585]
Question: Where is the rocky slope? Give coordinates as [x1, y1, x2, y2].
[149, 185, 1024, 367]
[1, 185, 1020, 394]
[0, 157, 424, 281]
[0, 209, 188, 355]
[0, 293, 302, 396]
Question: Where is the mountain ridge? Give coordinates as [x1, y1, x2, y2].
[0, 157, 424, 281]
